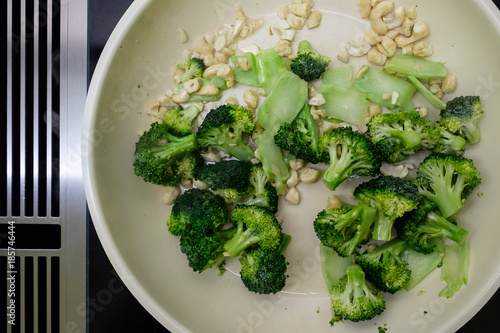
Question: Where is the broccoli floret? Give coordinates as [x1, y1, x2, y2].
[167, 188, 228, 236]
[329, 264, 386, 325]
[239, 235, 289, 294]
[177, 57, 206, 84]
[133, 122, 198, 186]
[440, 96, 483, 144]
[355, 238, 411, 294]
[313, 203, 377, 257]
[439, 239, 470, 298]
[432, 122, 466, 156]
[196, 104, 256, 161]
[197, 160, 253, 203]
[415, 153, 481, 218]
[274, 103, 321, 164]
[290, 40, 331, 81]
[162, 105, 201, 137]
[176, 152, 204, 182]
[223, 205, 283, 257]
[318, 126, 382, 191]
[367, 110, 438, 163]
[354, 175, 421, 241]
[396, 197, 469, 254]
[241, 163, 279, 213]
[180, 228, 235, 274]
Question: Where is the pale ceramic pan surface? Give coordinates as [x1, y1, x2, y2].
[83, 0, 500, 332]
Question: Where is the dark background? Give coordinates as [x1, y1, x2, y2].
[87, 1, 500, 332]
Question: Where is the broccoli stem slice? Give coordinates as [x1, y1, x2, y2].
[439, 239, 470, 298]
[408, 75, 447, 110]
[372, 210, 394, 241]
[422, 212, 469, 245]
[215, 143, 255, 161]
[387, 128, 422, 148]
[383, 55, 448, 79]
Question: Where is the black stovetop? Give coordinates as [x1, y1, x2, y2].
[87, 1, 500, 332]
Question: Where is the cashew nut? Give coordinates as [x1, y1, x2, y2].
[383, 5, 405, 30]
[364, 30, 382, 46]
[345, 40, 371, 57]
[172, 89, 190, 103]
[395, 21, 429, 47]
[275, 39, 292, 57]
[177, 28, 188, 44]
[290, 2, 311, 18]
[377, 36, 397, 57]
[400, 17, 415, 38]
[285, 186, 300, 205]
[287, 170, 299, 188]
[327, 195, 343, 210]
[162, 186, 181, 205]
[413, 40, 433, 57]
[306, 10, 322, 29]
[197, 84, 219, 96]
[299, 167, 320, 183]
[183, 78, 201, 93]
[193, 179, 208, 190]
[309, 93, 326, 106]
[203, 64, 235, 88]
[441, 75, 458, 93]
[286, 12, 305, 30]
[366, 48, 387, 66]
[289, 159, 306, 171]
[370, 1, 394, 35]
[243, 89, 259, 109]
[359, 0, 372, 20]
[337, 50, 350, 64]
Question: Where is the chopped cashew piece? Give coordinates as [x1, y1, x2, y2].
[193, 179, 208, 190]
[345, 40, 371, 57]
[287, 170, 299, 188]
[380, 162, 414, 178]
[162, 186, 181, 205]
[183, 78, 201, 93]
[300, 167, 320, 183]
[368, 104, 382, 117]
[181, 179, 193, 189]
[441, 75, 458, 93]
[416, 106, 428, 117]
[327, 195, 343, 210]
[277, 5, 289, 20]
[290, 2, 311, 18]
[366, 48, 387, 66]
[364, 30, 382, 46]
[377, 36, 397, 57]
[395, 21, 429, 47]
[172, 89, 190, 103]
[413, 40, 433, 57]
[197, 84, 219, 96]
[306, 10, 322, 29]
[275, 39, 292, 57]
[309, 93, 326, 106]
[285, 187, 300, 205]
[177, 28, 188, 44]
[337, 50, 350, 64]
[370, 1, 394, 35]
[289, 159, 306, 171]
[359, 0, 372, 19]
[383, 5, 405, 29]
[243, 89, 259, 109]
[286, 12, 305, 30]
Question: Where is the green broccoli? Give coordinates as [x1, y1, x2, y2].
[197, 160, 253, 203]
[176, 152, 204, 182]
[313, 203, 377, 257]
[396, 197, 469, 254]
[176, 57, 206, 84]
[241, 163, 279, 213]
[432, 122, 466, 156]
[162, 104, 201, 137]
[256, 130, 291, 195]
[354, 175, 421, 241]
[367, 110, 439, 163]
[318, 126, 382, 191]
[133, 122, 198, 186]
[439, 239, 470, 298]
[355, 238, 412, 294]
[414, 153, 481, 218]
[196, 104, 256, 161]
[274, 103, 321, 164]
[223, 205, 283, 258]
[383, 55, 448, 79]
[166, 188, 228, 236]
[290, 40, 331, 81]
[239, 234, 290, 294]
[440, 96, 483, 144]
[328, 264, 386, 325]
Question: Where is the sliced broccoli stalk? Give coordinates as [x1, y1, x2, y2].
[318, 66, 371, 127]
[223, 205, 283, 257]
[355, 238, 411, 294]
[177, 57, 206, 83]
[439, 239, 470, 298]
[354, 176, 421, 241]
[231, 54, 261, 87]
[251, 48, 289, 94]
[383, 55, 448, 79]
[196, 104, 256, 161]
[415, 153, 482, 218]
[313, 203, 377, 257]
[274, 103, 321, 164]
[162, 105, 201, 137]
[320, 243, 356, 291]
[433, 122, 466, 155]
[402, 238, 445, 290]
[407, 75, 447, 110]
[133, 122, 199, 186]
[256, 130, 291, 195]
[396, 197, 469, 254]
[257, 70, 309, 131]
[319, 126, 382, 191]
[329, 264, 386, 325]
[290, 40, 331, 81]
[440, 96, 483, 144]
[355, 65, 416, 111]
